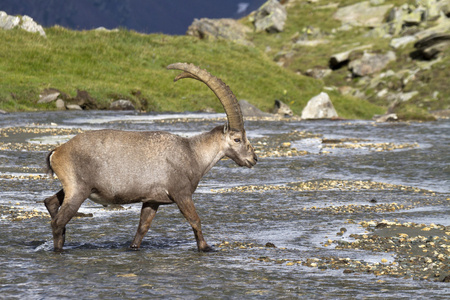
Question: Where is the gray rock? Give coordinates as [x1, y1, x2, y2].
[333, 2, 393, 27]
[0, 11, 20, 30]
[186, 18, 253, 46]
[0, 11, 46, 37]
[413, 32, 450, 59]
[430, 109, 450, 119]
[20, 15, 46, 37]
[349, 51, 396, 76]
[0, 109, 7, 114]
[373, 113, 398, 122]
[250, 0, 287, 33]
[94, 27, 119, 32]
[390, 35, 418, 49]
[329, 44, 373, 69]
[238, 100, 272, 117]
[301, 92, 338, 119]
[66, 104, 83, 110]
[272, 100, 293, 116]
[403, 9, 424, 26]
[305, 67, 332, 79]
[420, 0, 443, 20]
[439, 0, 450, 16]
[38, 92, 60, 103]
[110, 99, 135, 111]
[55, 99, 66, 110]
[386, 91, 419, 102]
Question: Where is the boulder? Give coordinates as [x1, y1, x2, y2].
[373, 113, 398, 122]
[20, 15, 46, 37]
[72, 90, 98, 110]
[333, 2, 393, 27]
[349, 51, 396, 76]
[186, 18, 253, 46]
[272, 100, 293, 116]
[238, 100, 272, 117]
[301, 92, 338, 119]
[0, 11, 46, 37]
[413, 32, 450, 59]
[66, 104, 83, 110]
[403, 9, 424, 26]
[0, 109, 7, 114]
[250, 0, 287, 33]
[386, 91, 419, 102]
[430, 109, 450, 119]
[390, 35, 418, 49]
[110, 99, 135, 111]
[329, 44, 372, 69]
[0, 11, 19, 30]
[55, 99, 66, 110]
[38, 92, 60, 103]
[305, 67, 332, 79]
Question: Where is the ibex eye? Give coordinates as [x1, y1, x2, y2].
[234, 138, 241, 143]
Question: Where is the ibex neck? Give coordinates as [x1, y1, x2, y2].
[189, 125, 226, 177]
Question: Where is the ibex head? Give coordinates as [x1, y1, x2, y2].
[167, 63, 257, 168]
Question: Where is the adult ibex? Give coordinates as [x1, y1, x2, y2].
[44, 63, 257, 252]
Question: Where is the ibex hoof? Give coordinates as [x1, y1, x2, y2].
[199, 245, 215, 253]
[129, 244, 140, 251]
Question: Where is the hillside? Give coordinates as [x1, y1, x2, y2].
[0, 25, 382, 119]
[243, 0, 450, 120]
[2, 0, 449, 120]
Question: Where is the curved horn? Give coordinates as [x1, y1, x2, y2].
[167, 62, 244, 131]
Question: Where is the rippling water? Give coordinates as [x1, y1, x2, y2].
[0, 111, 449, 299]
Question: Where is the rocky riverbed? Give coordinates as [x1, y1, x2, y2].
[0, 111, 449, 298]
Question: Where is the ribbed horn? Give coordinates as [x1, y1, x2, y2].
[167, 63, 244, 131]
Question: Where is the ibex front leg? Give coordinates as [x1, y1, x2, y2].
[176, 197, 213, 252]
[130, 202, 159, 250]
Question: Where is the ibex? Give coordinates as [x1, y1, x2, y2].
[44, 63, 257, 252]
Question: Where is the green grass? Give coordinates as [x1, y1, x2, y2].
[0, 25, 383, 118]
[242, 0, 449, 120]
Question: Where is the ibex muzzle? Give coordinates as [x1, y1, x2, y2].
[44, 63, 257, 252]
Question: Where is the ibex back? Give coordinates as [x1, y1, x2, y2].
[44, 63, 257, 252]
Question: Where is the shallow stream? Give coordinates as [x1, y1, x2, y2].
[0, 111, 449, 299]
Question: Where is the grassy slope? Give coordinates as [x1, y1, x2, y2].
[245, 0, 449, 120]
[0, 22, 383, 118]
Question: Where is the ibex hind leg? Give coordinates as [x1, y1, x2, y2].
[44, 189, 65, 219]
[50, 188, 88, 251]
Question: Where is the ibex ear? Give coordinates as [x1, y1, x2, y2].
[223, 123, 229, 134]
